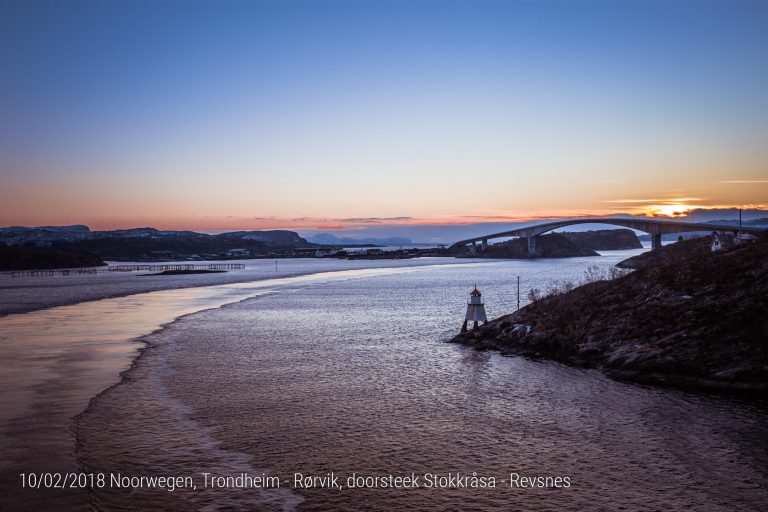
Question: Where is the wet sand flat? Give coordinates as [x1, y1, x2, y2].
[0, 264, 459, 510]
[0, 257, 458, 317]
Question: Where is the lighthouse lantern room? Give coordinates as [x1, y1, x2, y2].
[462, 286, 488, 332]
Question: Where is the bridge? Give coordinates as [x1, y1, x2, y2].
[449, 217, 765, 255]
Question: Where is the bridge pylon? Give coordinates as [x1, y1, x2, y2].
[651, 233, 662, 251]
[526, 236, 537, 256]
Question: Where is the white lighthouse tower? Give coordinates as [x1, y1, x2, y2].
[462, 286, 488, 332]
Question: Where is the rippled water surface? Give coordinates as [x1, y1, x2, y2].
[2, 253, 767, 511]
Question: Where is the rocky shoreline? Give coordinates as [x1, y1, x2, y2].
[450, 236, 768, 395]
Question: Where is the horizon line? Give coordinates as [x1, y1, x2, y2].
[3, 207, 765, 233]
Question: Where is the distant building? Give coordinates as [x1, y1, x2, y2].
[315, 247, 343, 257]
[711, 231, 758, 252]
[226, 248, 251, 257]
[147, 250, 175, 260]
[711, 233, 735, 252]
[735, 233, 758, 245]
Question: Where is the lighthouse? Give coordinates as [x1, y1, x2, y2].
[461, 286, 488, 332]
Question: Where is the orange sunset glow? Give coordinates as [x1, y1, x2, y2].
[0, 0, 766, 240]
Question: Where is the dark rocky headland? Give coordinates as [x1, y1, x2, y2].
[451, 235, 768, 395]
[0, 242, 105, 271]
[0, 225, 316, 264]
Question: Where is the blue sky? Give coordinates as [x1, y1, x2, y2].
[1, 0, 767, 241]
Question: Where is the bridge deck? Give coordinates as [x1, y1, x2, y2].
[450, 217, 764, 249]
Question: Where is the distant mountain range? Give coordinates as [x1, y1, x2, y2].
[0, 225, 94, 245]
[0, 225, 207, 245]
[3, 219, 765, 260]
[0, 225, 314, 261]
[689, 217, 768, 227]
[305, 234, 412, 246]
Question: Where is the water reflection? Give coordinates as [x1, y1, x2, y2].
[83, 261, 768, 511]
[5, 250, 763, 511]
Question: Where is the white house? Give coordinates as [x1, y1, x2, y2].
[735, 233, 758, 245]
[712, 232, 757, 252]
[226, 248, 251, 257]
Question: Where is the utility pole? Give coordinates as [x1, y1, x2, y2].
[517, 275, 520, 312]
[739, 208, 742, 233]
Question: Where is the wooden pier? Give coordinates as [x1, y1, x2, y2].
[106, 263, 245, 272]
[4, 263, 245, 278]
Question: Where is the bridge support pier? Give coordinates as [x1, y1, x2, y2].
[527, 236, 537, 257]
[651, 233, 662, 251]
[481, 238, 488, 252]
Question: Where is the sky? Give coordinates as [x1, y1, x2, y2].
[1, 0, 767, 241]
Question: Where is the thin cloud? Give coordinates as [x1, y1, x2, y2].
[339, 216, 415, 223]
[719, 180, 768, 184]
[603, 197, 705, 204]
[456, 209, 617, 223]
[602, 199, 661, 204]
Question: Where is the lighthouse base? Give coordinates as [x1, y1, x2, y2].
[461, 319, 487, 332]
